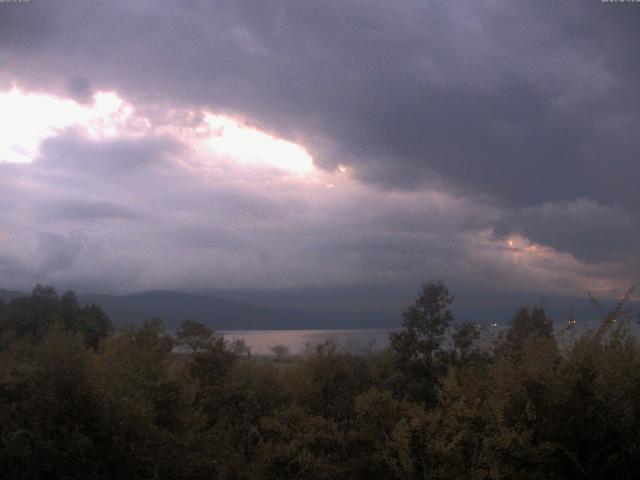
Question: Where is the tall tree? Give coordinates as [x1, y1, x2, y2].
[389, 281, 454, 405]
[504, 305, 554, 352]
[175, 319, 216, 355]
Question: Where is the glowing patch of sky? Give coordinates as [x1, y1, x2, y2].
[0, 87, 132, 163]
[203, 114, 314, 175]
[0, 87, 316, 177]
[0, 85, 627, 298]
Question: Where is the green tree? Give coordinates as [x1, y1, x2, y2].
[389, 280, 454, 405]
[269, 344, 290, 362]
[0, 328, 104, 479]
[292, 339, 373, 422]
[451, 321, 482, 364]
[255, 405, 343, 480]
[230, 338, 252, 358]
[352, 388, 430, 479]
[175, 319, 216, 355]
[502, 305, 554, 354]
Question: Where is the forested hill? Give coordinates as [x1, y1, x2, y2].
[1, 288, 396, 329]
[77, 291, 396, 330]
[0, 289, 24, 302]
[1, 282, 639, 479]
[3, 287, 639, 330]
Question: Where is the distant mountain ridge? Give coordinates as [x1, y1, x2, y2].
[0, 289, 25, 302]
[2, 287, 638, 330]
[1, 287, 395, 329]
[77, 290, 396, 330]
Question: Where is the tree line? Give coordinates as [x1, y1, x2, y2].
[0, 282, 639, 479]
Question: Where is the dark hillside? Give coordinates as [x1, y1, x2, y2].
[78, 290, 396, 330]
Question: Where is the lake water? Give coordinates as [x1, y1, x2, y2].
[221, 321, 640, 356]
[220, 329, 393, 355]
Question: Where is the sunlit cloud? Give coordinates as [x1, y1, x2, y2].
[0, 86, 316, 179]
[0, 87, 632, 301]
[474, 231, 629, 298]
[0, 87, 134, 163]
[202, 113, 314, 175]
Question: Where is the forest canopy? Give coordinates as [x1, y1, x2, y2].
[0, 282, 639, 479]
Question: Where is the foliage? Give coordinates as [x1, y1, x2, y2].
[389, 280, 454, 405]
[230, 338, 252, 357]
[0, 285, 112, 350]
[269, 344, 290, 362]
[0, 283, 639, 479]
[175, 318, 216, 354]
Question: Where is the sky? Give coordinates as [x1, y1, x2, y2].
[1, 0, 639, 315]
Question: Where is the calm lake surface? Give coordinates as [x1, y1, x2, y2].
[221, 321, 640, 356]
[220, 329, 393, 355]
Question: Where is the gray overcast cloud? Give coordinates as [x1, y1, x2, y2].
[0, 0, 638, 308]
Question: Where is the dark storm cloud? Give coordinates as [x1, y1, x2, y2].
[0, 254, 24, 279]
[35, 232, 83, 274]
[36, 133, 182, 175]
[0, 0, 638, 294]
[64, 77, 93, 104]
[0, 130, 631, 299]
[39, 199, 138, 222]
[0, 232, 83, 283]
[496, 199, 639, 263]
[0, 130, 513, 294]
[2, 1, 639, 203]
